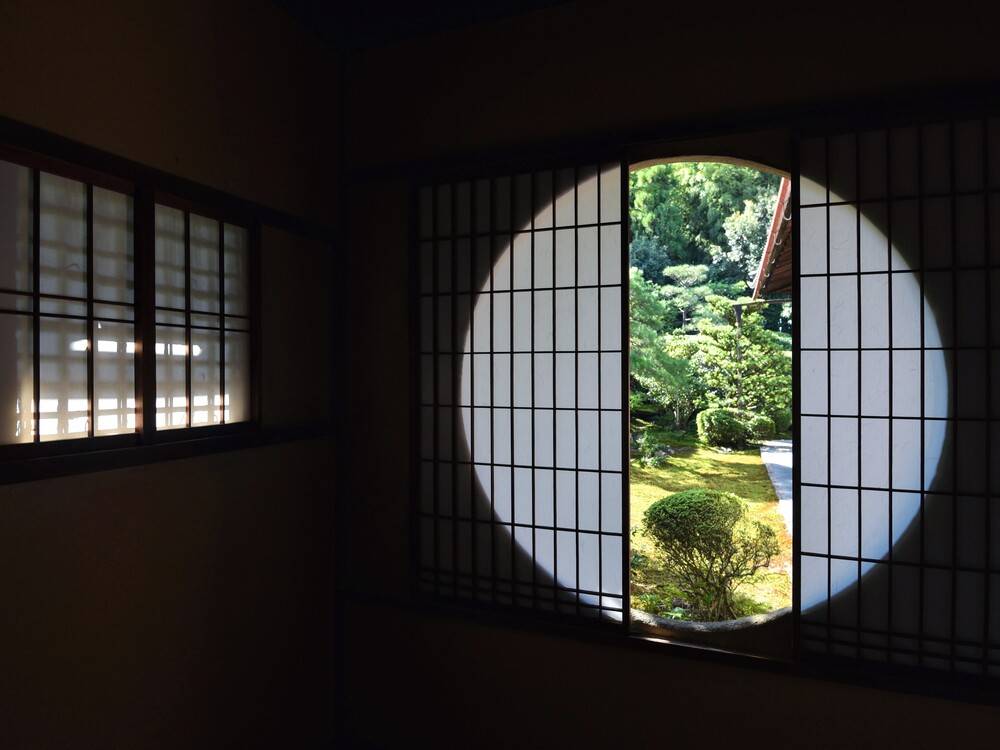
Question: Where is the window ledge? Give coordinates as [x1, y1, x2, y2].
[0, 422, 331, 485]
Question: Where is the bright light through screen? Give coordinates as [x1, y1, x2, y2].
[455, 168, 619, 612]
[798, 179, 946, 613]
[450, 172, 947, 616]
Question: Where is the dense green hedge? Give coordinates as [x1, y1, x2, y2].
[696, 407, 775, 447]
[747, 413, 776, 441]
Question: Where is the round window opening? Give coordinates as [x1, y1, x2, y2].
[443, 152, 948, 650]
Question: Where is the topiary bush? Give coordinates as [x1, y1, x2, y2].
[696, 407, 775, 447]
[642, 489, 780, 620]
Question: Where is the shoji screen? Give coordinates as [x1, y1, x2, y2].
[0, 162, 135, 445]
[415, 163, 628, 623]
[797, 118, 1000, 675]
[154, 205, 251, 429]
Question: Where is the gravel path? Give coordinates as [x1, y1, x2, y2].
[760, 439, 793, 536]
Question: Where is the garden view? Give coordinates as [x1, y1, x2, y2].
[628, 161, 793, 623]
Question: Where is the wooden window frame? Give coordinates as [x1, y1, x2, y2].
[0, 115, 332, 484]
[391, 84, 1000, 706]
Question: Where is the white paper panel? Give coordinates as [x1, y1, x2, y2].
[600, 352, 622, 409]
[224, 330, 251, 423]
[533, 291, 552, 350]
[531, 354, 551, 408]
[828, 204, 857, 273]
[223, 224, 249, 316]
[91, 187, 133, 304]
[830, 488, 858, 557]
[800, 416, 828, 486]
[554, 168, 575, 228]
[601, 473, 622, 533]
[799, 207, 826, 275]
[191, 328, 221, 425]
[801, 486, 828, 554]
[38, 316, 88, 441]
[39, 172, 86, 299]
[189, 214, 219, 313]
[800, 277, 827, 349]
[155, 205, 185, 309]
[599, 163, 621, 223]
[0, 160, 33, 293]
[860, 418, 889, 488]
[829, 417, 858, 485]
[0, 313, 33, 444]
[600, 225, 621, 285]
[554, 229, 574, 286]
[829, 351, 857, 415]
[797, 123, 987, 669]
[155, 325, 188, 429]
[577, 227, 598, 286]
[554, 353, 575, 408]
[93, 320, 134, 435]
[860, 351, 889, 416]
[576, 288, 597, 350]
[577, 353, 598, 409]
[577, 166, 599, 226]
[828, 276, 858, 349]
[801, 351, 828, 414]
[418, 164, 626, 620]
[891, 272, 921, 347]
[860, 274, 889, 348]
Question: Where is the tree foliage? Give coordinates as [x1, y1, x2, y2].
[627, 161, 789, 436]
[660, 264, 712, 332]
[692, 296, 792, 426]
[643, 489, 780, 620]
[629, 162, 780, 288]
[629, 269, 704, 429]
[696, 407, 775, 448]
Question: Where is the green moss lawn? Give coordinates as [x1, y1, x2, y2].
[629, 425, 792, 621]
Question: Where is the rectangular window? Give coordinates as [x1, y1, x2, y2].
[0, 160, 136, 445]
[410, 101, 1000, 696]
[0, 148, 256, 458]
[154, 204, 251, 430]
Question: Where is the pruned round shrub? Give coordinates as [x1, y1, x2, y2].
[642, 489, 780, 620]
[696, 407, 774, 447]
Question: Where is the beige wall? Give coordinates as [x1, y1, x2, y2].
[0, 1, 337, 746]
[1, 439, 333, 747]
[339, 2, 1000, 747]
[0, 0, 338, 220]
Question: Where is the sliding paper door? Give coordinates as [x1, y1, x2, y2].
[797, 118, 1000, 675]
[415, 161, 629, 624]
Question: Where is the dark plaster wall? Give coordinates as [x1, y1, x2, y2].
[0, 1, 337, 746]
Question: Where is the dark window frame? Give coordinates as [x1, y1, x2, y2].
[148, 191, 259, 439]
[397, 85, 1000, 706]
[0, 139, 266, 474]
